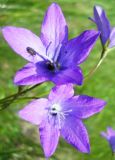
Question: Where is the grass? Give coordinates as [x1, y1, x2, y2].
[0, 0, 115, 159]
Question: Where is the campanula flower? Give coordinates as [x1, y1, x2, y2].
[90, 5, 115, 48]
[19, 84, 106, 159]
[2, 3, 99, 86]
[101, 127, 115, 153]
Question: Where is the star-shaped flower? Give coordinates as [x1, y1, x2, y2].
[19, 84, 106, 159]
[90, 5, 115, 48]
[101, 127, 115, 153]
[2, 3, 99, 86]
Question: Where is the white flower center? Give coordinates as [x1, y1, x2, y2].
[48, 103, 72, 129]
[50, 103, 61, 115]
[52, 103, 61, 110]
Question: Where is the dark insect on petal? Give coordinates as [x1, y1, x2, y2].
[26, 47, 36, 56]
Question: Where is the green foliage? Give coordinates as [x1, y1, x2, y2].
[0, 0, 115, 159]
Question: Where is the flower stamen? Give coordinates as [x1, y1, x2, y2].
[26, 47, 53, 62]
[46, 41, 52, 56]
[53, 43, 62, 62]
[47, 103, 72, 129]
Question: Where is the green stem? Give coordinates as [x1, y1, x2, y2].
[14, 94, 49, 101]
[0, 84, 40, 102]
[0, 83, 43, 110]
[84, 48, 109, 83]
[17, 96, 39, 100]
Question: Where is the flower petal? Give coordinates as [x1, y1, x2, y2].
[101, 127, 115, 152]
[18, 98, 48, 125]
[109, 27, 115, 48]
[58, 30, 100, 66]
[63, 95, 106, 119]
[107, 127, 115, 136]
[40, 3, 68, 59]
[48, 84, 74, 103]
[39, 121, 60, 158]
[14, 63, 48, 85]
[61, 117, 90, 153]
[52, 66, 83, 85]
[101, 127, 115, 140]
[14, 62, 83, 86]
[101, 132, 108, 139]
[2, 26, 46, 62]
[93, 5, 111, 45]
[36, 63, 83, 86]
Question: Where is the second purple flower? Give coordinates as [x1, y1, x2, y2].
[19, 84, 106, 159]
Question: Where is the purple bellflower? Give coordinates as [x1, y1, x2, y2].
[90, 5, 115, 48]
[101, 127, 115, 153]
[2, 3, 99, 86]
[19, 84, 106, 159]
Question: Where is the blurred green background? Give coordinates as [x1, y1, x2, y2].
[0, 0, 115, 159]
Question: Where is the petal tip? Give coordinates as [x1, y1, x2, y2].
[13, 76, 21, 86]
[101, 100, 107, 108]
[1, 26, 10, 38]
[50, 2, 60, 8]
[2, 26, 15, 35]
[94, 5, 103, 11]
[77, 73, 83, 86]
[83, 143, 90, 154]
[86, 145, 90, 154]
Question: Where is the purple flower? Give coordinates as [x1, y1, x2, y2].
[2, 3, 99, 86]
[101, 127, 115, 153]
[19, 84, 106, 158]
[90, 5, 115, 48]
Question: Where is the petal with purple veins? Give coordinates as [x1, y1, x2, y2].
[40, 3, 68, 59]
[2, 26, 46, 62]
[14, 63, 49, 85]
[61, 117, 90, 153]
[58, 30, 100, 66]
[18, 98, 49, 125]
[63, 95, 106, 119]
[52, 66, 83, 86]
[48, 84, 74, 103]
[39, 121, 60, 158]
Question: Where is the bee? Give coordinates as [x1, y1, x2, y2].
[26, 47, 36, 56]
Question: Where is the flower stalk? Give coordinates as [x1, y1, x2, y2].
[0, 83, 44, 110]
[84, 46, 110, 82]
